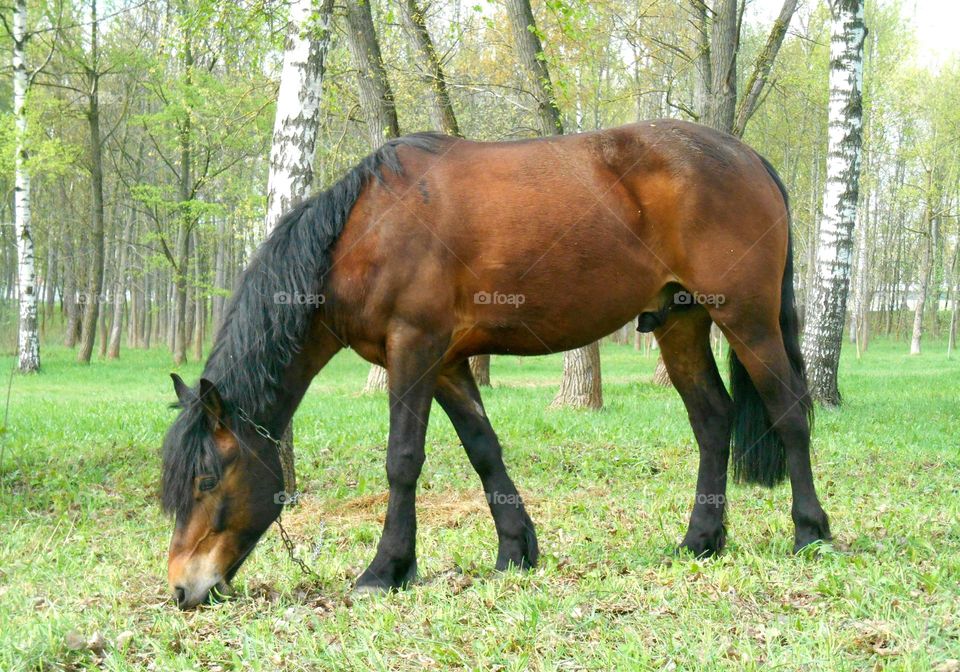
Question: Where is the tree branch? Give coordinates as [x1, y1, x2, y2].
[732, 0, 798, 137]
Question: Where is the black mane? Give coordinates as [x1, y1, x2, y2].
[161, 132, 448, 517]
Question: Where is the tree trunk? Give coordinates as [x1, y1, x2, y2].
[142, 270, 152, 349]
[551, 343, 603, 410]
[653, 354, 672, 386]
[732, 0, 798, 136]
[506, 0, 602, 409]
[692, 0, 711, 119]
[167, 276, 177, 353]
[948, 280, 959, 359]
[702, 0, 739, 132]
[12, 0, 39, 373]
[469, 355, 491, 386]
[344, 0, 400, 145]
[345, 0, 402, 394]
[265, 0, 334, 228]
[212, 216, 227, 335]
[851, 192, 870, 357]
[107, 217, 133, 358]
[504, 0, 563, 135]
[910, 201, 934, 356]
[947, 238, 959, 358]
[63, 227, 80, 347]
[363, 364, 389, 394]
[801, 0, 865, 406]
[77, 0, 105, 365]
[173, 221, 189, 365]
[398, 0, 460, 136]
[264, 0, 335, 494]
[43, 236, 57, 333]
[173, 9, 193, 367]
[192, 229, 204, 362]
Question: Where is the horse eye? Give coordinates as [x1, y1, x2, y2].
[198, 477, 218, 492]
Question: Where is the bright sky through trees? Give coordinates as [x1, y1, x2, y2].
[748, 0, 958, 71]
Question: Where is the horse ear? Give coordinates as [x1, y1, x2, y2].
[170, 373, 194, 405]
[198, 378, 225, 428]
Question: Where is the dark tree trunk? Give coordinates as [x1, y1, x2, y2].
[505, 0, 601, 409]
[345, 0, 402, 394]
[702, 0, 740, 132]
[398, 0, 460, 137]
[212, 216, 227, 335]
[344, 0, 401, 146]
[77, 2, 105, 365]
[504, 0, 563, 135]
[63, 227, 81, 347]
[107, 217, 133, 358]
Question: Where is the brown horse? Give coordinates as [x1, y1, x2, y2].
[162, 119, 830, 609]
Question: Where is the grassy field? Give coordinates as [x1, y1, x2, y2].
[0, 337, 958, 670]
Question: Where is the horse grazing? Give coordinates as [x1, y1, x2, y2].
[161, 119, 831, 609]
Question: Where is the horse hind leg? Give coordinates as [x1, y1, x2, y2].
[656, 306, 733, 556]
[716, 314, 831, 552]
[435, 360, 538, 570]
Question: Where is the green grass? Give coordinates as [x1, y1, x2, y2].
[0, 338, 958, 670]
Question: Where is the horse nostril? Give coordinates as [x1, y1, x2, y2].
[174, 586, 186, 608]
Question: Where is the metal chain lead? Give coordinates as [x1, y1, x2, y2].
[276, 513, 323, 582]
[236, 407, 320, 582]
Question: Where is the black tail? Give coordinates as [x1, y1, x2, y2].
[728, 154, 813, 487]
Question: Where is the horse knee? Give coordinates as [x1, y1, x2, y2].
[386, 446, 425, 487]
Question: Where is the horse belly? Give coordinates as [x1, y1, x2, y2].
[451, 203, 668, 356]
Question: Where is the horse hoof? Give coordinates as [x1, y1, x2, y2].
[494, 522, 539, 571]
[793, 512, 831, 554]
[350, 583, 389, 599]
[678, 526, 726, 558]
[354, 559, 418, 594]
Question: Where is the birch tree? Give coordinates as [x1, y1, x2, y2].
[265, 0, 334, 233]
[264, 0, 335, 497]
[11, 0, 39, 372]
[801, 0, 866, 406]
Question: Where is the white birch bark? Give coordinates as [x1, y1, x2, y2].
[801, 0, 865, 406]
[264, 0, 334, 235]
[13, 0, 39, 373]
[263, 0, 334, 498]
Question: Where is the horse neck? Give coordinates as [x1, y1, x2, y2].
[252, 348, 318, 439]
[201, 341, 317, 441]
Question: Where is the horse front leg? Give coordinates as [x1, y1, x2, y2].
[354, 328, 445, 593]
